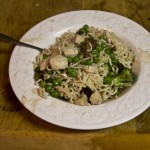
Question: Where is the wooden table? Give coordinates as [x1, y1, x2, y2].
[0, 0, 150, 149]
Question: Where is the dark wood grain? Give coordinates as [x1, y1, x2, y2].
[0, 0, 150, 149]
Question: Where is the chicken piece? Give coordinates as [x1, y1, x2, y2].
[84, 65, 98, 73]
[74, 94, 88, 106]
[90, 91, 102, 105]
[50, 55, 68, 70]
[40, 59, 49, 71]
[75, 35, 85, 44]
[63, 47, 78, 57]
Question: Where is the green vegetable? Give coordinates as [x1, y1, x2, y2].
[96, 42, 108, 52]
[101, 43, 108, 50]
[78, 42, 86, 51]
[45, 85, 52, 93]
[105, 49, 111, 55]
[83, 24, 89, 29]
[47, 70, 53, 75]
[50, 89, 60, 98]
[113, 78, 132, 88]
[109, 52, 116, 59]
[67, 57, 73, 63]
[52, 78, 61, 86]
[45, 78, 53, 83]
[77, 24, 89, 34]
[93, 57, 100, 64]
[91, 49, 99, 56]
[96, 45, 103, 52]
[34, 72, 42, 81]
[105, 64, 112, 71]
[112, 58, 119, 65]
[67, 67, 77, 78]
[104, 68, 135, 88]
[108, 71, 116, 77]
[34, 65, 40, 72]
[39, 81, 46, 88]
[105, 51, 119, 66]
[72, 56, 80, 63]
[114, 90, 120, 96]
[103, 76, 112, 85]
[80, 60, 86, 65]
[84, 60, 93, 65]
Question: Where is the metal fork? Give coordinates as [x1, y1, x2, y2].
[0, 33, 43, 52]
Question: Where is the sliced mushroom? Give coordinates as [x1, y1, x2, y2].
[86, 37, 97, 49]
[50, 55, 68, 70]
[89, 91, 102, 105]
[74, 94, 88, 106]
[84, 65, 98, 73]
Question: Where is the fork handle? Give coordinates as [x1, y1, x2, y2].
[0, 33, 43, 52]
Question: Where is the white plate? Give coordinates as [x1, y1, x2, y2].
[9, 10, 150, 130]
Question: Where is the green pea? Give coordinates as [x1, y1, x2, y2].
[67, 57, 73, 63]
[50, 89, 60, 98]
[72, 56, 80, 63]
[91, 49, 99, 56]
[39, 81, 46, 88]
[52, 78, 61, 86]
[67, 68, 77, 78]
[83, 25, 89, 33]
[45, 78, 53, 83]
[105, 49, 111, 55]
[80, 28, 85, 32]
[109, 52, 116, 59]
[96, 45, 103, 52]
[93, 57, 100, 64]
[67, 67, 74, 73]
[45, 85, 52, 93]
[84, 60, 93, 65]
[83, 24, 89, 29]
[77, 25, 89, 34]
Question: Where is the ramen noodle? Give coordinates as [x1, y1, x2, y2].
[33, 25, 136, 106]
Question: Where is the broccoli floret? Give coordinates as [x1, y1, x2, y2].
[103, 76, 112, 85]
[104, 68, 136, 88]
[113, 77, 132, 88]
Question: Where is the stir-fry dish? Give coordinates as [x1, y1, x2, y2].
[33, 25, 136, 106]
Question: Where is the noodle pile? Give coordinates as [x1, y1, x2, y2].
[33, 25, 135, 106]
